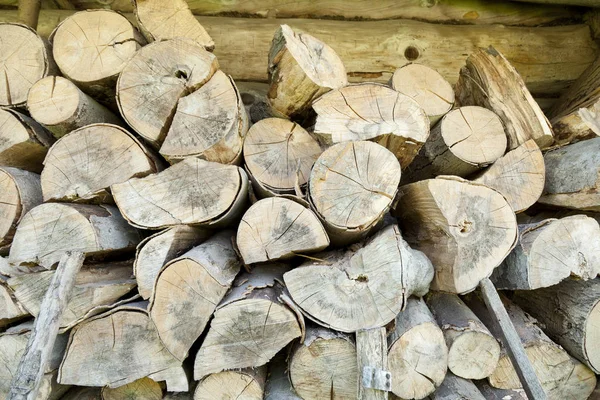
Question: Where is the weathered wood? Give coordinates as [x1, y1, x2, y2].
[393, 176, 518, 294]
[8, 251, 84, 400]
[455, 46, 554, 150]
[194, 367, 266, 400]
[237, 197, 329, 264]
[512, 0, 598, 7]
[427, 292, 500, 380]
[8, 203, 141, 269]
[27, 76, 123, 138]
[491, 215, 600, 290]
[0, 109, 55, 173]
[312, 84, 429, 169]
[472, 140, 544, 213]
[112, 157, 248, 229]
[41, 124, 160, 203]
[268, 24, 346, 118]
[357, 327, 389, 400]
[17, 0, 41, 28]
[193, 264, 301, 379]
[289, 325, 357, 399]
[101, 377, 162, 400]
[403, 106, 506, 182]
[429, 373, 485, 400]
[0, 277, 28, 327]
[51, 10, 145, 107]
[264, 352, 302, 400]
[513, 279, 600, 374]
[61, 386, 102, 400]
[475, 380, 527, 400]
[237, 82, 273, 124]
[551, 101, 600, 146]
[309, 141, 401, 245]
[116, 38, 218, 148]
[285, 224, 433, 332]
[387, 297, 447, 400]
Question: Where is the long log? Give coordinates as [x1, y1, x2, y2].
[0, 11, 595, 96]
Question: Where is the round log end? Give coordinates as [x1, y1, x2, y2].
[448, 330, 501, 380]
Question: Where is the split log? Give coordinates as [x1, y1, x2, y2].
[390, 63, 454, 125]
[309, 141, 400, 245]
[7, 260, 136, 330]
[491, 215, 600, 290]
[472, 139, 544, 213]
[289, 325, 357, 399]
[134, 226, 209, 300]
[551, 100, 600, 146]
[112, 157, 248, 229]
[149, 230, 241, 361]
[41, 124, 160, 203]
[475, 381, 527, 400]
[27, 76, 123, 138]
[403, 106, 506, 182]
[267, 24, 347, 118]
[133, 0, 213, 49]
[0, 167, 42, 251]
[0, 23, 55, 108]
[393, 176, 518, 294]
[387, 297, 447, 400]
[512, 279, 600, 373]
[243, 118, 322, 196]
[101, 377, 162, 400]
[193, 264, 302, 379]
[538, 137, 600, 210]
[236, 197, 329, 264]
[284, 224, 433, 332]
[0, 278, 28, 327]
[160, 70, 249, 164]
[427, 292, 500, 380]
[58, 302, 184, 388]
[264, 352, 302, 400]
[8, 203, 141, 269]
[116, 38, 218, 148]
[357, 327, 388, 400]
[0, 109, 55, 173]
[312, 84, 429, 168]
[429, 373, 485, 400]
[194, 367, 266, 400]
[51, 10, 145, 106]
[455, 46, 554, 150]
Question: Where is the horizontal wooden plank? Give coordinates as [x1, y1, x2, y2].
[0, 10, 596, 95]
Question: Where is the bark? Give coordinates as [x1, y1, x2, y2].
[17, 0, 41, 29]
[264, 352, 302, 400]
[474, 380, 527, 400]
[194, 367, 266, 400]
[429, 373, 485, 400]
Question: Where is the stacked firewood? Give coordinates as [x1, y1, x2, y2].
[0, 0, 599, 399]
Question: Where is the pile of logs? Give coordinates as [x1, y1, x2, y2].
[0, 0, 600, 399]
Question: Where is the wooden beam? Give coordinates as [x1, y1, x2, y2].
[357, 328, 390, 400]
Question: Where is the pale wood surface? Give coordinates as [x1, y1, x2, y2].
[357, 328, 388, 400]
[194, 368, 266, 400]
[101, 377, 162, 400]
[0, 279, 28, 327]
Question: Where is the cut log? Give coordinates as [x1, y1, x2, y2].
[243, 118, 322, 195]
[264, 352, 302, 400]
[289, 325, 357, 399]
[0, 167, 42, 251]
[284, 224, 433, 332]
[390, 63, 454, 125]
[312, 84, 429, 168]
[116, 38, 218, 148]
[357, 327, 388, 400]
[429, 373, 485, 400]
[427, 292, 500, 380]
[8, 203, 141, 269]
[393, 176, 518, 294]
[58, 302, 184, 388]
[403, 106, 506, 182]
[491, 215, 600, 290]
[149, 230, 241, 361]
[133, 0, 213, 49]
[101, 377, 162, 400]
[51, 10, 145, 106]
[387, 297, 447, 400]
[267, 24, 347, 118]
[309, 141, 400, 245]
[193, 264, 302, 379]
[0, 108, 55, 173]
[7, 260, 136, 330]
[134, 226, 209, 300]
[236, 197, 329, 265]
[0, 23, 55, 108]
[512, 279, 600, 374]
[472, 139, 544, 213]
[41, 124, 160, 203]
[194, 367, 266, 400]
[475, 380, 527, 400]
[112, 157, 248, 229]
[27, 76, 123, 138]
[0, 278, 28, 327]
[160, 70, 249, 164]
[455, 46, 554, 150]
[538, 137, 600, 211]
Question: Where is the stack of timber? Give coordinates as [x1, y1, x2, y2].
[0, 0, 600, 399]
